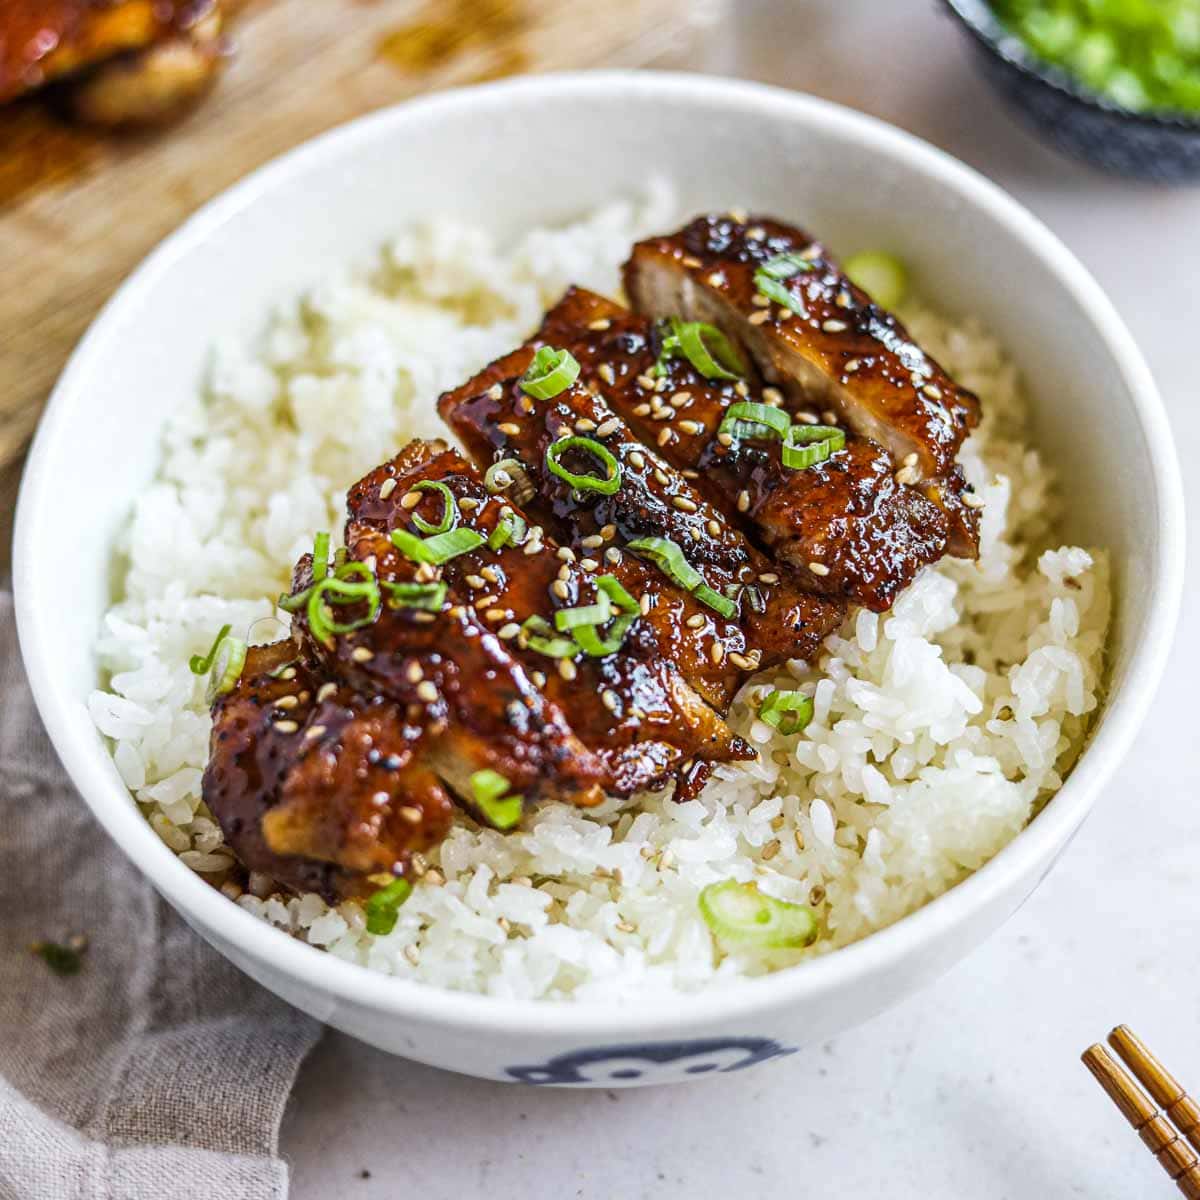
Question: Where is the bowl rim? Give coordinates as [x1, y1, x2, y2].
[15, 69, 1185, 1038]
[941, 0, 1200, 131]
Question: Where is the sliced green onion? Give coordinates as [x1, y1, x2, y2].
[842, 251, 908, 310]
[307, 576, 381, 645]
[718, 401, 791, 442]
[520, 615, 578, 658]
[554, 591, 612, 633]
[277, 588, 310, 613]
[520, 346, 580, 400]
[189, 624, 232, 676]
[311, 531, 331, 581]
[758, 689, 815, 735]
[572, 612, 637, 658]
[594, 574, 640, 614]
[626, 536, 703, 593]
[693, 583, 738, 619]
[699, 879, 818, 949]
[485, 458, 522, 493]
[381, 580, 447, 612]
[545, 436, 622, 497]
[781, 424, 846, 471]
[488, 510, 527, 550]
[754, 252, 814, 311]
[364, 876, 413, 936]
[390, 527, 485, 565]
[469, 769, 524, 830]
[410, 480, 458, 536]
[675, 320, 745, 380]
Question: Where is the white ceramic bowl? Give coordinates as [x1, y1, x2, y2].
[15, 72, 1184, 1088]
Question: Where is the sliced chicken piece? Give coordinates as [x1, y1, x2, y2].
[203, 641, 455, 902]
[287, 537, 609, 815]
[1, 0, 225, 125]
[438, 349, 845, 711]
[535, 287, 950, 612]
[345, 440, 753, 798]
[623, 214, 982, 556]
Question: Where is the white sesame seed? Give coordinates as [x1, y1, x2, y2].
[636, 374, 657, 390]
[498, 422, 521, 436]
[671, 391, 692, 408]
[762, 839, 781, 861]
[481, 566, 500, 584]
[758, 572, 779, 583]
[628, 450, 646, 470]
[601, 689, 619, 713]
[796, 410, 819, 425]
[924, 384, 944, 400]
[459, 497, 478, 510]
[710, 642, 725, 665]
[633, 403, 652, 417]
[588, 318, 612, 331]
[598, 363, 616, 385]
[316, 681, 337, 702]
[604, 547, 622, 564]
[404, 662, 424, 685]
[600, 524, 617, 541]
[729, 652, 754, 671]
[686, 613, 706, 629]
[416, 681, 438, 703]
[822, 319, 848, 333]
[485, 607, 508, 622]
[275, 694, 298, 709]
[657, 428, 675, 447]
[401, 491, 421, 510]
[351, 646, 374, 663]
[596, 418, 620, 438]
[752, 293, 771, 308]
[487, 383, 503, 401]
[498, 623, 521, 639]
[809, 561, 831, 577]
[822, 410, 838, 425]
[749, 310, 769, 326]
[707, 272, 723, 287]
[557, 563, 571, 581]
[412, 612, 436, 623]
[688, 527, 702, 542]
[653, 408, 672, 422]
[518, 395, 534, 414]
[777, 307, 793, 321]
[717, 432, 734, 448]
[399, 806, 422, 825]
[279, 667, 296, 681]
[737, 490, 750, 513]
[762, 387, 784, 406]
[678, 420, 703, 435]
[531, 671, 547, 688]
[465, 574, 485, 589]
[616, 920, 636, 934]
[903, 452, 919, 467]
[963, 492, 985, 509]
[895, 466, 921, 486]
[707, 519, 722, 537]
[639, 595, 652, 615]
[574, 418, 596, 432]
[654, 467, 670, 486]
[580, 534, 603, 549]
[672, 496, 698, 513]
[475, 594, 496, 609]
[378, 477, 397, 500]
[558, 658, 577, 681]
[425, 869, 445, 887]
[556, 546, 576, 563]
[836, 291, 853, 309]
[580, 558, 599, 572]
[305, 724, 327, 740]
[274, 720, 299, 734]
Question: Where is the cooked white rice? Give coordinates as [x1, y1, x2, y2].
[89, 187, 1110, 1003]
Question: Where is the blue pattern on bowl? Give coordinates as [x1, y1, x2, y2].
[506, 1037, 797, 1085]
[943, 0, 1200, 181]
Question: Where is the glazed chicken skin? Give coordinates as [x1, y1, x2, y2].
[203, 641, 456, 903]
[438, 349, 846, 711]
[536, 287, 952, 612]
[343, 440, 753, 797]
[623, 214, 983, 557]
[0, 0, 227, 125]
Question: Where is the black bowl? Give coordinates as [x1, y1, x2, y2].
[942, 0, 1200, 182]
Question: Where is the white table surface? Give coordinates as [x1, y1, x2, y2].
[280, 3, 1200, 1195]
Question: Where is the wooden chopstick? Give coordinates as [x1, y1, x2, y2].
[1110, 1026, 1200, 1156]
[1082, 1043, 1200, 1199]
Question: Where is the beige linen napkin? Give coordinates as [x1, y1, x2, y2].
[0, 592, 322, 1200]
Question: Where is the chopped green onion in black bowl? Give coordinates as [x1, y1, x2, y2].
[943, 0, 1200, 181]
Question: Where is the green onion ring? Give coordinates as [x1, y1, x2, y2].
[519, 615, 579, 659]
[545, 436, 622, 497]
[554, 591, 612, 633]
[364, 876, 414, 936]
[718, 401, 791, 442]
[469, 768, 524, 830]
[781, 424, 845, 471]
[381, 580, 447, 612]
[699, 879, 817, 949]
[312, 531, 331, 581]
[488, 510, 527, 550]
[189, 624, 232, 676]
[693, 583, 738, 620]
[484, 458, 522, 493]
[306, 576, 381, 645]
[675, 320, 745, 380]
[754, 252, 814, 311]
[758, 689, 815, 735]
[410, 480, 458, 536]
[594, 574, 640, 614]
[390, 527, 485, 565]
[571, 612, 637, 658]
[626, 536, 703, 593]
[189, 625, 247, 702]
[519, 346, 581, 400]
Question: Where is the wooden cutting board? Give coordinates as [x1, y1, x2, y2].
[0, 0, 699, 482]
